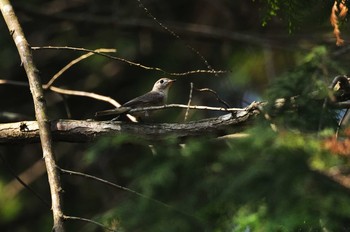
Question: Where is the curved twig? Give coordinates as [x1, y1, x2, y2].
[63, 215, 117, 232]
[45, 48, 116, 88]
[195, 87, 231, 108]
[48, 86, 121, 108]
[0, 79, 122, 108]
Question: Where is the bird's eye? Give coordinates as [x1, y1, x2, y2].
[159, 79, 164, 84]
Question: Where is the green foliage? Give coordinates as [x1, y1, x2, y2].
[0, 181, 22, 223]
[76, 44, 350, 232]
[83, 134, 140, 165]
[88, 126, 350, 232]
[258, 0, 321, 33]
[265, 46, 339, 131]
[228, 49, 267, 87]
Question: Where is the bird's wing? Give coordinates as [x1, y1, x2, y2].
[95, 91, 164, 118]
[122, 91, 164, 107]
[95, 107, 130, 117]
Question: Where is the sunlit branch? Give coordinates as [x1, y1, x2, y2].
[127, 103, 246, 114]
[0, 78, 121, 108]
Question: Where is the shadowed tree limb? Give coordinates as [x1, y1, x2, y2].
[0, 102, 261, 143]
[0, 1, 65, 231]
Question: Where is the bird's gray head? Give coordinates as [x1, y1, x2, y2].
[152, 78, 176, 94]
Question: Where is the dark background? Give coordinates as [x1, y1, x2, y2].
[1, 0, 350, 231]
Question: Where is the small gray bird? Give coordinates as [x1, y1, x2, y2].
[95, 78, 176, 118]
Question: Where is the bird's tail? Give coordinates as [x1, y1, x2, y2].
[95, 107, 131, 117]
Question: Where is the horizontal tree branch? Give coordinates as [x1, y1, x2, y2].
[0, 103, 260, 143]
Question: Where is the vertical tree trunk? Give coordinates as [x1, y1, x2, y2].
[0, 1, 65, 231]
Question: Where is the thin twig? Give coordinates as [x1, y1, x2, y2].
[31, 46, 227, 76]
[48, 86, 137, 122]
[184, 82, 194, 121]
[0, 79, 122, 108]
[58, 167, 199, 220]
[0, 153, 51, 208]
[0, 79, 240, 114]
[0, 79, 28, 86]
[63, 215, 117, 232]
[0, 78, 137, 122]
[45, 48, 116, 88]
[128, 103, 244, 114]
[49, 86, 121, 108]
[60, 94, 72, 118]
[136, 0, 217, 76]
[195, 87, 230, 108]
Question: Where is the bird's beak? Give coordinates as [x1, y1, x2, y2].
[170, 79, 176, 83]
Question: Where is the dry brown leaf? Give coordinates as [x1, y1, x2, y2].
[323, 127, 350, 156]
[339, 1, 349, 18]
[330, 0, 348, 46]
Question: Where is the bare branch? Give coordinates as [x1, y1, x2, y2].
[63, 215, 117, 232]
[3, 157, 47, 197]
[184, 82, 194, 121]
[0, 79, 28, 86]
[0, 105, 259, 143]
[0, 2, 65, 231]
[0, 153, 50, 208]
[59, 167, 198, 220]
[0, 78, 246, 121]
[195, 87, 231, 108]
[136, 0, 216, 75]
[45, 48, 116, 88]
[0, 78, 122, 108]
[31, 46, 228, 76]
[48, 86, 121, 108]
[0, 78, 139, 121]
[48, 86, 140, 121]
[127, 103, 246, 114]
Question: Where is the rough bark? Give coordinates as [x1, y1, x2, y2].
[0, 2, 64, 231]
[0, 109, 258, 143]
